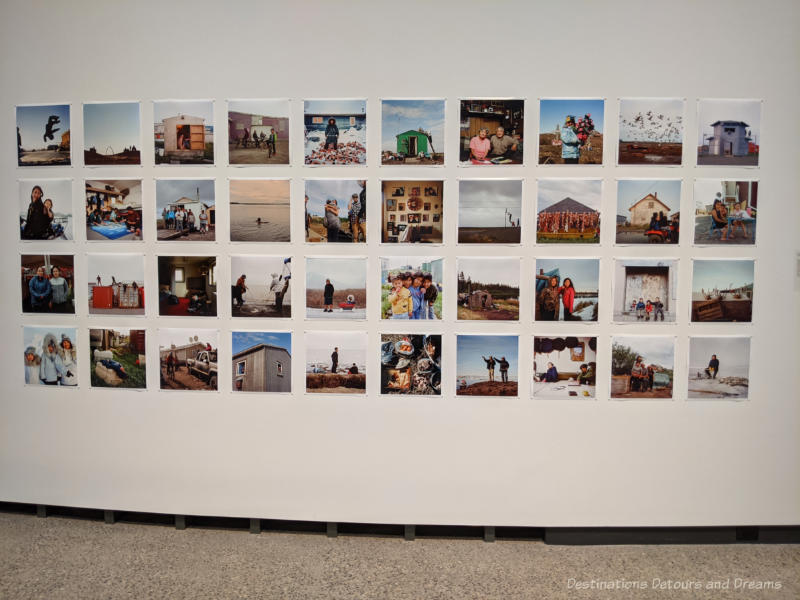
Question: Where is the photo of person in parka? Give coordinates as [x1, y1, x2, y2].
[58, 334, 78, 386]
[24, 346, 41, 385]
[39, 333, 66, 385]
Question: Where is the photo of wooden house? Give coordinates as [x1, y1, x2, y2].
[231, 333, 292, 393]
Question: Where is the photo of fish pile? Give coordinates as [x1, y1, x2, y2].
[380, 334, 441, 395]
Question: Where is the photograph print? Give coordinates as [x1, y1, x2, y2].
[688, 336, 750, 400]
[697, 99, 761, 166]
[459, 99, 524, 165]
[693, 179, 757, 245]
[458, 179, 522, 244]
[305, 330, 366, 394]
[534, 258, 599, 322]
[229, 179, 291, 242]
[17, 104, 70, 166]
[228, 99, 289, 165]
[231, 255, 291, 318]
[615, 179, 681, 244]
[158, 256, 218, 317]
[381, 256, 443, 320]
[610, 336, 675, 399]
[85, 179, 143, 241]
[533, 336, 597, 399]
[617, 98, 684, 165]
[87, 253, 145, 316]
[691, 259, 754, 323]
[381, 180, 443, 243]
[156, 179, 216, 241]
[456, 335, 518, 397]
[19, 179, 73, 241]
[612, 259, 678, 323]
[83, 101, 141, 165]
[304, 99, 366, 165]
[232, 331, 291, 393]
[536, 179, 601, 244]
[306, 257, 367, 319]
[457, 257, 519, 321]
[154, 100, 214, 165]
[382, 99, 444, 165]
[305, 179, 366, 243]
[539, 98, 604, 164]
[159, 328, 218, 391]
[89, 328, 146, 389]
[21, 254, 74, 314]
[381, 334, 441, 395]
[23, 326, 78, 387]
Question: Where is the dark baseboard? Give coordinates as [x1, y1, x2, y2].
[1, 502, 797, 545]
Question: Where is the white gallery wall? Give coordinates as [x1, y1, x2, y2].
[1, 0, 798, 526]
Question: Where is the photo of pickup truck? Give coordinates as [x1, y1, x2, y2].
[159, 328, 218, 391]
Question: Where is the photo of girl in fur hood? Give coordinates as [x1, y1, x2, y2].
[23, 327, 78, 387]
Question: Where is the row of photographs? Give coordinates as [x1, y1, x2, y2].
[20, 254, 755, 323]
[22, 327, 751, 401]
[18, 178, 759, 246]
[16, 98, 761, 168]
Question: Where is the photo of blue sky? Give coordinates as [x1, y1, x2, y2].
[17, 104, 70, 149]
[381, 99, 444, 152]
[539, 99, 604, 133]
[83, 102, 140, 152]
[232, 331, 291, 355]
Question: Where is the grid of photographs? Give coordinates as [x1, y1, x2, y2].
[15, 97, 759, 402]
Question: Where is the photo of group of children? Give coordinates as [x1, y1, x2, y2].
[16, 94, 760, 402]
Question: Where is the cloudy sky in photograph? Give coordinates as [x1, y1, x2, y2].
[158, 328, 218, 350]
[230, 179, 290, 204]
[534, 258, 599, 289]
[154, 100, 214, 123]
[87, 253, 144, 283]
[18, 179, 72, 216]
[537, 178, 602, 212]
[381, 99, 444, 152]
[458, 179, 522, 228]
[305, 331, 366, 367]
[306, 257, 366, 290]
[689, 337, 750, 370]
[156, 179, 215, 210]
[613, 336, 675, 369]
[692, 260, 754, 291]
[458, 257, 519, 287]
[305, 179, 363, 217]
[229, 99, 290, 119]
[83, 102, 140, 152]
[697, 99, 761, 145]
[617, 179, 681, 215]
[232, 331, 291, 355]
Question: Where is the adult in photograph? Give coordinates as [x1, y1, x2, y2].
[561, 115, 580, 164]
[39, 334, 65, 385]
[22, 185, 49, 240]
[705, 354, 720, 379]
[269, 127, 277, 156]
[536, 275, 561, 321]
[198, 208, 208, 234]
[469, 128, 491, 161]
[232, 274, 247, 307]
[331, 346, 339, 373]
[167, 207, 175, 230]
[348, 193, 361, 243]
[577, 363, 595, 385]
[497, 356, 510, 383]
[324, 118, 339, 150]
[630, 356, 648, 392]
[348, 363, 359, 374]
[324, 199, 340, 243]
[482, 355, 496, 382]
[323, 278, 334, 312]
[304, 195, 310, 237]
[544, 362, 559, 382]
[49, 266, 71, 313]
[710, 199, 729, 240]
[28, 266, 52, 312]
[488, 127, 518, 160]
[560, 277, 575, 320]
[388, 275, 412, 319]
[355, 180, 367, 243]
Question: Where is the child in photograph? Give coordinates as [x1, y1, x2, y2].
[58, 334, 78, 386]
[653, 297, 665, 321]
[422, 274, 438, 320]
[710, 200, 729, 240]
[409, 273, 424, 319]
[561, 278, 575, 320]
[348, 193, 361, 243]
[728, 203, 750, 239]
[39, 334, 65, 385]
[24, 346, 41, 385]
[388, 276, 412, 319]
[636, 298, 646, 320]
